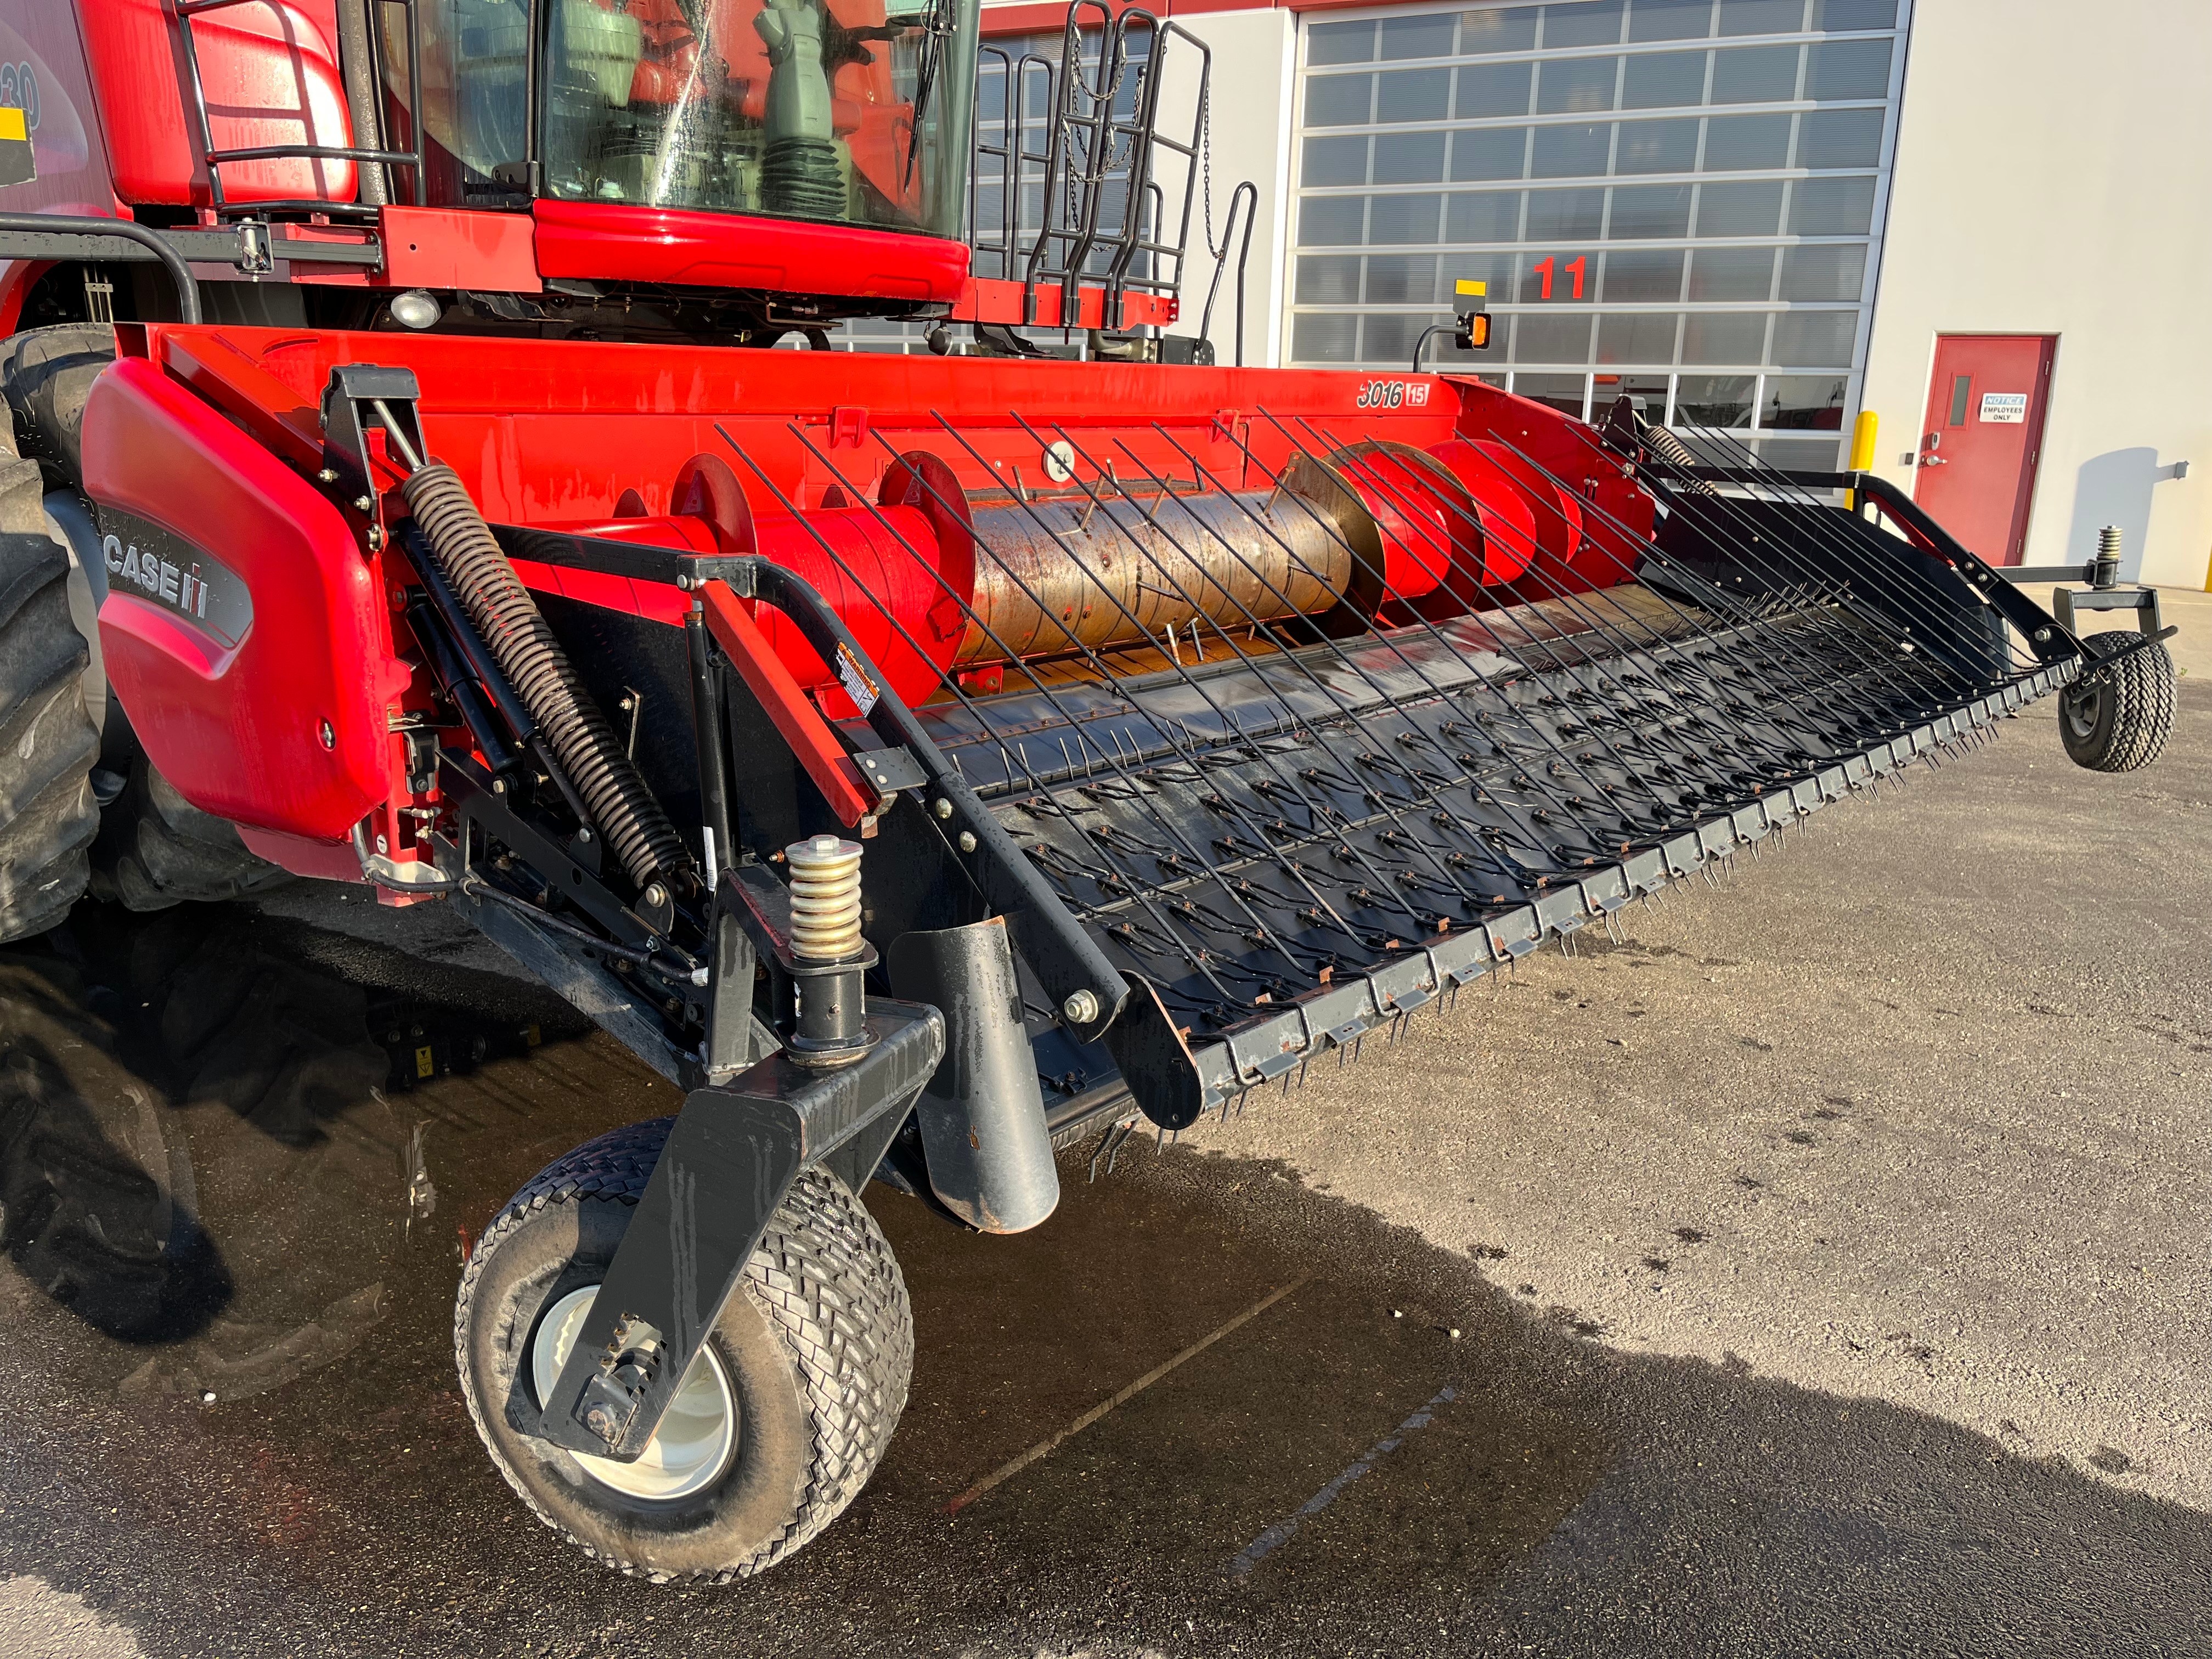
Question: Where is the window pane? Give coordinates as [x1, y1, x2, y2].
[1514, 313, 1598, 364]
[1596, 311, 1681, 364]
[1537, 56, 1621, 115]
[1788, 175, 1875, 234]
[1711, 44, 1799, 102]
[1378, 67, 1453, 121]
[1543, 0, 1627, 47]
[1295, 254, 1361, 304]
[1447, 190, 1526, 241]
[1609, 182, 1693, 236]
[1527, 186, 1607, 238]
[1622, 50, 1708, 110]
[1717, 0, 1807, 34]
[1807, 38, 1891, 99]
[1532, 123, 1613, 178]
[1362, 313, 1431, 364]
[1300, 195, 1367, 245]
[1303, 135, 1369, 188]
[1687, 245, 1774, 298]
[1374, 130, 1448, 184]
[1292, 313, 1359, 362]
[1597, 370, 1671, 414]
[1797, 107, 1882, 167]
[1771, 309, 1855, 365]
[1305, 74, 1374, 127]
[1453, 127, 1531, 181]
[1307, 20, 1376, 66]
[1462, 5, 1542, 53]
[1762, 374, 1848, 428]
[1682, 312, 1768, 363]
[1695, 179, 1784, 234]
[1369, 192, 1444, 244]
[1376, 13, 1458, 60]
[1602, 247, 1687, 300]
[1442, 251, 1515, 296]
[1457, 63, 1534, 120]
[1514, 372, 1588, 415]
[1629, 0, 1715, 42]
[1676, 373, 1754, 424]
[1758, 436, 1841, 471]
[1617, 116, 1699, 172]
[1703, 112, 1791, 170]
[1809, 0, 1896, 27]
[1365, 252, 1441, 303]
[1779, 242, 1865, 300]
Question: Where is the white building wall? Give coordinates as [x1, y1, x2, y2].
[1153, 9, 1300, 368]
[1863, 0, 2212, 586]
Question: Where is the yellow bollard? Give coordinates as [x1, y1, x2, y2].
[1845, 409, 1878, 507]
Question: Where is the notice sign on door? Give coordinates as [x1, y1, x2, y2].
[1979, 392, 2029, 424]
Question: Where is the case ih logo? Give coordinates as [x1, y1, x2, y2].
[96, 511, 252, 648]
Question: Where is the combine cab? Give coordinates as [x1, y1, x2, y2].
[0, 0, 2177, 1582]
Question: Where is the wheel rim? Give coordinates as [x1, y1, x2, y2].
[2063, 685, 2104, 741]
[530, 1286, 738, 1503]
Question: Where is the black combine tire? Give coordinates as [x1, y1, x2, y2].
[2059, 631, 2176, 774]
[87, 745, 291, 911]
[456, 1119, 913, 1582]
[0, 325, 284, 910]
[0, 407, 99, 941]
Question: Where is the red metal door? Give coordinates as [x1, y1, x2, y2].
[1912, 335, 2056, 565]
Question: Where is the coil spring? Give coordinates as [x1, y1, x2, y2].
[400, 462, 692, 891]
[785, 835, 864, 961]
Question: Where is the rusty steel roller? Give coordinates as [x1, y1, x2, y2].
[954, 459, 1367, 666]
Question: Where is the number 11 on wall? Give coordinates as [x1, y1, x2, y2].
[1530, 256, 1587, 300]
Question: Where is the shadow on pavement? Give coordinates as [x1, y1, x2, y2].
[0, 903, 2199, 1658]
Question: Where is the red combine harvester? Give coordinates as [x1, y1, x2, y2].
[0, 0, 2176, 1582]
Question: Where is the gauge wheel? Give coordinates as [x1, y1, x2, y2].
[455, 1118, 913, 1582]
[2059, 633, 2175, 774]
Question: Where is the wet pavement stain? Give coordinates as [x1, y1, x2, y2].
[0, 900, 2203, 1657]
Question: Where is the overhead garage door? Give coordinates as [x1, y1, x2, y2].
[1288, 0, 1909, 467]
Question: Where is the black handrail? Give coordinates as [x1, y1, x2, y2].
[0, 213, 200, 324]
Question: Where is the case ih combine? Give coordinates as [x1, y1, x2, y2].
[0, 0, 2176, 1583]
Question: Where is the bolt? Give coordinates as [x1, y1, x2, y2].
[932, 797, 953, 819]
[318, 719, 335, 750]
[317, 467, 338, 483]
[353, 495, 374, 513]
[957, 830, 977, 853]
[375, 833, 388, 854]
[1062, 988, 1099, 1025]
[644, 882, 667, 909]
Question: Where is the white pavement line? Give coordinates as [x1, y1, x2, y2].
[944, 1274, 1313, 1516]
[1224, 1384, 1458, 1579]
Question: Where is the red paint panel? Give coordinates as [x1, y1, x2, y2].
[76, 0, 357, 207]
[957, 277, 1178, 330]
[291, 206, 545, 292]
[83, 357, 395, 840]
[1912, 335, 2056, 566]
[533, 202, 969, 303]
[697, 580, 878, 826]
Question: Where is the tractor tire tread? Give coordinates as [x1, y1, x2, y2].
[89, 753, 290, 910]
[456, 1118, 911, 1584]
[2065, 634, 2175, 774]
[0, 430, 99, 940]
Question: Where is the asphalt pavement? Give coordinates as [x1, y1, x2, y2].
[0, 663, 2203, 1657]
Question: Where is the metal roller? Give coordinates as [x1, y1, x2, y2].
[957, 464, 1365, 666]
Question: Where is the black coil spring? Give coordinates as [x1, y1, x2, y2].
[401, 462, 692, 891]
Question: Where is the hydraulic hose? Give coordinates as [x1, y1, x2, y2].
[400, 462, 694, 893]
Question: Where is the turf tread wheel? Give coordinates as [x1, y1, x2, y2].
[455, 1118, 912, 1582]
[2061, 633, 2175, 774]
[0, 413, 99, 941]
